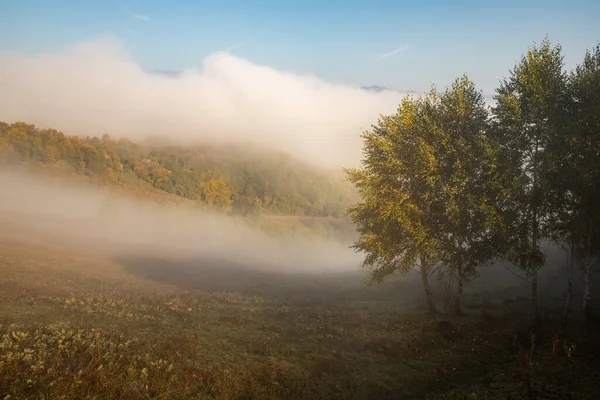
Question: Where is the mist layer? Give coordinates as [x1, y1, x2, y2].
[0, 34, 407, 168]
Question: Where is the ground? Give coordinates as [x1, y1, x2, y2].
[1, 215, 599, 399]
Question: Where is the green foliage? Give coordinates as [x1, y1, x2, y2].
[0, 122, 355, 217]
[346, 37, 600, 320]
[203, 178, 232, 211]
[232, 184, 262, 218]
[345, 93, 441, 283]
[345, 36, 599, 321]
[556, 43, 600, 252]
[492, 37, 569, 324]
[492, 37, 568, 266]
[346, 77, 503, 313]
[431, 76, 506, 311]
[546, 43, 600, 322]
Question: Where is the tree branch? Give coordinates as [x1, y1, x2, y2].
[500, 261, 532, 284]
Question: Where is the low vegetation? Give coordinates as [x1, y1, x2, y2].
[1, 226, 599, 399]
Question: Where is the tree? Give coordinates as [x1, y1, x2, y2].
[492, 37, 569, 326]
[554, 43, 600, 324]
[345, 93, 442, 314]
[233, 184, 262, 217]
[346, 77, 503, 315]
[203, 178, 232, 211]
[431, 76, 505, 315]
[151, 165, 171, 187]
[132, 159, 151, 182]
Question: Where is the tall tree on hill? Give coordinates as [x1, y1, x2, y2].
[492, 37, 569, 326]
[203, 178, 232, 211]
[345, 93, 443, 314]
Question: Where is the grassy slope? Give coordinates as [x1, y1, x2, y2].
[1, 216, 599, 399]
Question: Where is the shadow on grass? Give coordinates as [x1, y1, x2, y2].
[114, 254, 422, 304]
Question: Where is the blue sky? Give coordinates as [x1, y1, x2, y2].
[1, 0, 599, 94]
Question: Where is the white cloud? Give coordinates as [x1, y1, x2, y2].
[0, 34, 408, 168]
[131, 13, 151, 21]
[377, 44, 410, 62]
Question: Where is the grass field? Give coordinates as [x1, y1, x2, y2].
[1, 214, 600, 399]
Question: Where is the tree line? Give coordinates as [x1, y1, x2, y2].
[0, 122, 355, 218]
[345, 38, 600, 325]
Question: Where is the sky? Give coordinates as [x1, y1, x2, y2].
[1, 0, 599, 94]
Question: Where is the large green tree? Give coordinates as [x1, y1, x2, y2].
[553, 44, 600, 323]
[492, 37, 569, 326]
[346, 77, 502, 315]
[432, 76, 505, 315]
[345, 93, 442, 313]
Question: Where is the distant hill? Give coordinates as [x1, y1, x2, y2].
[361, 85, 391, 93]
[0, 121, 358, 219]
[151, 69, 182, 77]
[361, 86, 422, 95]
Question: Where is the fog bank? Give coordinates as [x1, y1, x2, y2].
[0, 169, 362, 274]
[0, 34, 407, 168]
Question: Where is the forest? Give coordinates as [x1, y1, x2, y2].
[346, 38, 600, 325]
[0, 122, 355, 219]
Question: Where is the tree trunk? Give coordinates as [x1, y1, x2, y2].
[530, 141, 541, 329]
[531, 210, 541, 328]
[582, 222, 594, 325]
[562, 242, 574, 325]
[582, 261, 591, 324]
[532, 267, 540, 328]
[419, 256, 438, 314]
[454, 269, 465, 316]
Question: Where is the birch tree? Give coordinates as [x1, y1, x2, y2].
[345, 93, 442, 314]
[492, 37, 569, 326]
[433, 76, 506, 315]
[553, 44, 600, 324]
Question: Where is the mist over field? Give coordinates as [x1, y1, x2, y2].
[0, 169, 363, 275]
[0, 34, 407, 168]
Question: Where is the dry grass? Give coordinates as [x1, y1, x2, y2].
[1, 222, 599, 399]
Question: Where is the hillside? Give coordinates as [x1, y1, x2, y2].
[0, 121, 358, 219]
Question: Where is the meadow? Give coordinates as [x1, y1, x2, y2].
[1, 212, 599, 400]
